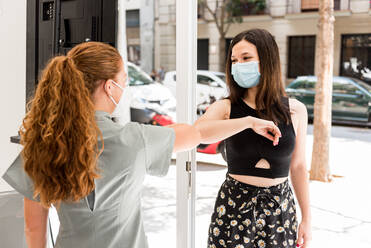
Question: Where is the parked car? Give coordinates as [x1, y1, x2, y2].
[286, 76, 371, 126]
[127, 62, 176, 122]
[128, 63, 225, 155]
[163, 70, 228, 114]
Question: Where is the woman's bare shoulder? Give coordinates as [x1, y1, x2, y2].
[198, 99, 231, 121]
[288, 98, 307, 116]
[288, 98, 308, 135]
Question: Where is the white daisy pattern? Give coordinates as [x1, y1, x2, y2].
[258, 231, 267, 238]
[230, 220, 238, 226]
[219, 239, 225, 246]
[256, 218, 266, 229]
[220, 191, 225, 199]
[243, 237, 250, 243]
[284, 219, 290, 228]
[216, 205, 226, 217]
[208, 175, 298, 248]
[228, 197, 236, 207]
[217, 219, 223, 226]
[273, 208, 281, 216]
[258, 239, 266, 248]
[282, 199, 289, 211]
[242, 219, 251, 227]
[263, 209, 271, 216]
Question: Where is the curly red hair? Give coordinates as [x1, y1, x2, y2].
[20, 42, 122, 207]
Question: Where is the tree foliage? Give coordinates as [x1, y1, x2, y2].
[198, 0, 266, 36]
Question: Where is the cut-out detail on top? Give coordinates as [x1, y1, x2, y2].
[254, 158, 271, 169]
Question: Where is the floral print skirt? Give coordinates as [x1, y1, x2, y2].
[208, 174, 298, 248]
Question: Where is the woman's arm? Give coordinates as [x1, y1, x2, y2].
[289, 99, 312, 248]
[168, 99, 282, 153]
[24, 197, 49, 248]
[168, 123, 202, 153]
[194, 99, 281, 145]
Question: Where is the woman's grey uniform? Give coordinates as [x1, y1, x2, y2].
[2, 110, 175, 248]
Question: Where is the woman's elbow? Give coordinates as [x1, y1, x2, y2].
[173, 124, 201, 152]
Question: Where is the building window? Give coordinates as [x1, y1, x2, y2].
[340, 34, 371, 83]
[197, 75, 214, 85]
[301, 0, 340, 11]
[334, 0, 341, 10]
[126, 10, 140, 27]
[128, 45, 140, 65]
[225, 38, 233, 61]
[301, 0, 319, 11]
[288, 36, 316, 78]
[197, 3, 205, 19]
[197, 39, 209, 70]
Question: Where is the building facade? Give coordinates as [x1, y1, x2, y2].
[153, 0, 371, 85]
[124, 0, 155, 74]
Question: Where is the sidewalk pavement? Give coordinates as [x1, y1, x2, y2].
[142, 125, 371, 248]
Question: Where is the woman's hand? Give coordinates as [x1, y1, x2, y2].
[296, 221, 312, 248]
[247, 116, 282, 146]
[193, 99, 282, 145]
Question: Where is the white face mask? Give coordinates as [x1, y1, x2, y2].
[107, 80, 125, 117]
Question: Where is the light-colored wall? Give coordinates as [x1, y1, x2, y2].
[154, 0, 175, 70]
[123, 0, 140, 10]
[140, 0, 155, 74]
[155, 0, 176, 71]
[0, 0, 26, 192]
[350, 0, 370, 13]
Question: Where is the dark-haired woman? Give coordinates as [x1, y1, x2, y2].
[2, 41, 282, 248]
[195, 29, 312, 248]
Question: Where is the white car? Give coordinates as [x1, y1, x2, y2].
[127, 62, 176, 121]
[163, 70, 228, 113]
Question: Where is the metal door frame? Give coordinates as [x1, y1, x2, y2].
[175, 0, 198, 248]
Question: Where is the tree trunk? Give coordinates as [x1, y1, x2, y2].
[310, 0, 335, 182]
[218, 36, 226, 72]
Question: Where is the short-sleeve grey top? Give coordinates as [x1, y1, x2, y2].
[2, 110, 175, 248]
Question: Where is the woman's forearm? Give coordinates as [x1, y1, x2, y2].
[169, 123, 202, 153]
[194, 117, 252, 144]
[25, 229, 47, 248]
[24, 198, 49, 248]
[290, 167, 311, 222]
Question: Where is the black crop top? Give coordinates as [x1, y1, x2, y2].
[225, 97, 296, 178]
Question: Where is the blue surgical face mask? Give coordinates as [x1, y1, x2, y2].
[231, 61, 260, 88]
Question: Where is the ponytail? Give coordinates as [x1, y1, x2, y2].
[20, 41, 121, 208]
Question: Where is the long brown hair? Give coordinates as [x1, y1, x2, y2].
[226, 29, 291, 124]
[20, 42, 122, 207]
